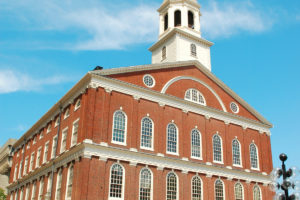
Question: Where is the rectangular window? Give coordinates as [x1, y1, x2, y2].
[20, 188, 24, 200]
[38, 178, 44, 200]
[31, 182, 36, 200]
[24, 157, 29, 175]
[71, 119, 79, 147]
[66, 166, 74, 200]
[43, 142, 49, 164]
[25, 185, 30, 200]
[18, 161, 23, 179]
[46, 175, 53, 196]
[61, 128, 68, 153]
[55, 171, 62, 200]
[13, 164, 18, 181]
[51, 136, 58, 159]
[29, 152, 35, 172]
[36, 148, 42, 168]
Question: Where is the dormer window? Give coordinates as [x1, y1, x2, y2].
[174, 10, 181, 27]
[164, 13, 168, 31]
[191, 44, 197, 57]
[185, 88, 206, 105]
[188, 11, 194, 29]
[162, 46, 166, 60]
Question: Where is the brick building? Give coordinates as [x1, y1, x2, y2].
[7, 0, 274, 199]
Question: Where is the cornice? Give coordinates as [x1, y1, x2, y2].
[89, 74, 271, 135]
[13, 74, 92, 150]
[149, 28, 213, 52]
[158, 0, 201, 12]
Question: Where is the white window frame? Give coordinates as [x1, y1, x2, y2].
[18, 161, 23, 179]
[38, 178, 44, 200]
[253, 185, 262, 200]
[43, 142, 49, 164]
[140, 117, 154, 151]
[184, 88, 206, 106]
[74, 99, 81, 111]
[46, 124, 51, 134]
[232, 139, 242, 168]
[138, 168, 153, 200]
[108, 163, 125, 200]
[191, 43, 197, 57]
[250, 143, 260, 170]
[20, 187, 24, 200]
[166, 172, 179, 200]
[33, 136, 37, 144]
[212, 134, 223, 164]
[64, 108, 70, 120]
[166, 123, 179, 155]
[13, 164, 18, 181]
[61, 127, 68, 153]
[46, 175, 53, 196]
[143, 74, 156, 88]
[54, 117, 60, 127]
[234, 182, 244, 200]
[36, 147, 42, 168]
[111, 110, 127, 146]
[191, 129, 202, 160]
[55, 170, 63, 200]
[191, 175, 203, 200]
[71, 118, 80, 147]
[51, 136, 58, 159]
[29, 152, 35, 172]
[31, 182, 36, 200]
[24, 157, 29, 175]
[214, 179, 225, 200]
[65, 165, 74, 200]
[25, 185, 30, 200]
[39, 132, 44, 140]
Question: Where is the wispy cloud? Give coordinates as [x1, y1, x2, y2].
[0, 69, 73, 94]
[201, 1, 274, 38]
[0, 0, 274, 50]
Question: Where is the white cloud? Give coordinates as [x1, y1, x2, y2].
[0, 0, 274, 49]
[201, 1, 274, 38]
[0, 69, 72, 94]
[296, 15, 300, 21]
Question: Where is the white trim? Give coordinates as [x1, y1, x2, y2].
[234, 182, 244, 200]
[55, 169, 62, 200]
[166, 123, 179, 155]
[71, 118, 80, 147]
[111, 110, 127, 146]
[212, 134, 223, 164]
[138, 167, 153, 200]
[61, 127, 69, 153]
[43, 141, 49, 164]
[64, 108, 70, 120]
[161, 76, 227, 112]
[143, 74, 156, 88]
[184, 88, 206, 106]
[108, 163, 125, 200]
[166, 171, 179, 200]
[36, 147, 42, 168]
[140, 116, 154, 151]
[214, 179, 225, 200]
[232, 139, 243, 168]
[191, 175, 203, 200]
[253, 185, 262, 200]
[65, 164, 74, 200]
[51, 136, 58, 159]
[250, 143, 260, 171]
[74, 99, 81, 111]
[190, 128, 202, 160]
[230, 102, 240, 114]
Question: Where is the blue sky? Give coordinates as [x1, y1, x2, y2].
[0, 0, 299, 168]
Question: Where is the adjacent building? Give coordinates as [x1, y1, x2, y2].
[7, 0, 274, 199]
[0, 139, 16, 194]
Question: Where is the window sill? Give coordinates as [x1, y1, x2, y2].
[233, 164, 243, 168]
[74, 106, 80, 111]
[140, 147, 154, 151]
[166, 152, 179, 156]
[111, 141, 127, 146]
[191, 156, 203, 161]
[251, 167, 260, 171]
[213, 161, 224, 165]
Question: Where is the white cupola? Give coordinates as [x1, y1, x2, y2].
[149, 0, 213, 71]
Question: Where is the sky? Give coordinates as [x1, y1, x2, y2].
[0, 0, 299, 169]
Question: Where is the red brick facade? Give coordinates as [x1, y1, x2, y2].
[7, 63, 273, 200]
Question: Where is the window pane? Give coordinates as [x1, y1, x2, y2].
[192, 176, 202, 200]
[113, 111, 126, 143]
[232, 140, 241, 165]
[234, 183, 243, 200]
[141, 118, 153, 149]
[191, 129, 201, 158]
[213, 135, 222, 162]
[167, 124, 177, 153]
[253, 186, 261, 200]
[167, 173, 177, 200]
[250, 144, 258, 169]
[215, 180, 224, 200]
[110, 164, 124, 198]
[139, 169, 152, 200]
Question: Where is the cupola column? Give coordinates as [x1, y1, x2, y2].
[182, 6, 188, 28]
[159, 14, 164, 35]
[168, 8, 174, 28]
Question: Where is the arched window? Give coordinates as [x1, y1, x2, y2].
[174, 10, 181, 27]
[191, 129, 201, 159]
[109, 164, 124, 199]
[167, 123, 178, 154]
[162, 46, 166, 60]
[234, 182, 244, 200]
[253, 185, 261, 200]
[66, 165, 74, 200]
[141, 117, 154, 150]
[139, 168, 152, 200]
[215, 179, 224, 200]
[188, 11, 194, 29]
[167, 172, 178, 200]
[112, 110, 127, 145]
[55, 170, 62, 200]
[232, 139, 241, 166]
[213, 134, 223, 163]
[250, 143, 259, 169]
[192, 176, 202, 200]
[164, 13, 169, 31]
[191, 44, 197, 56]
[185, 89, 206, 105]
